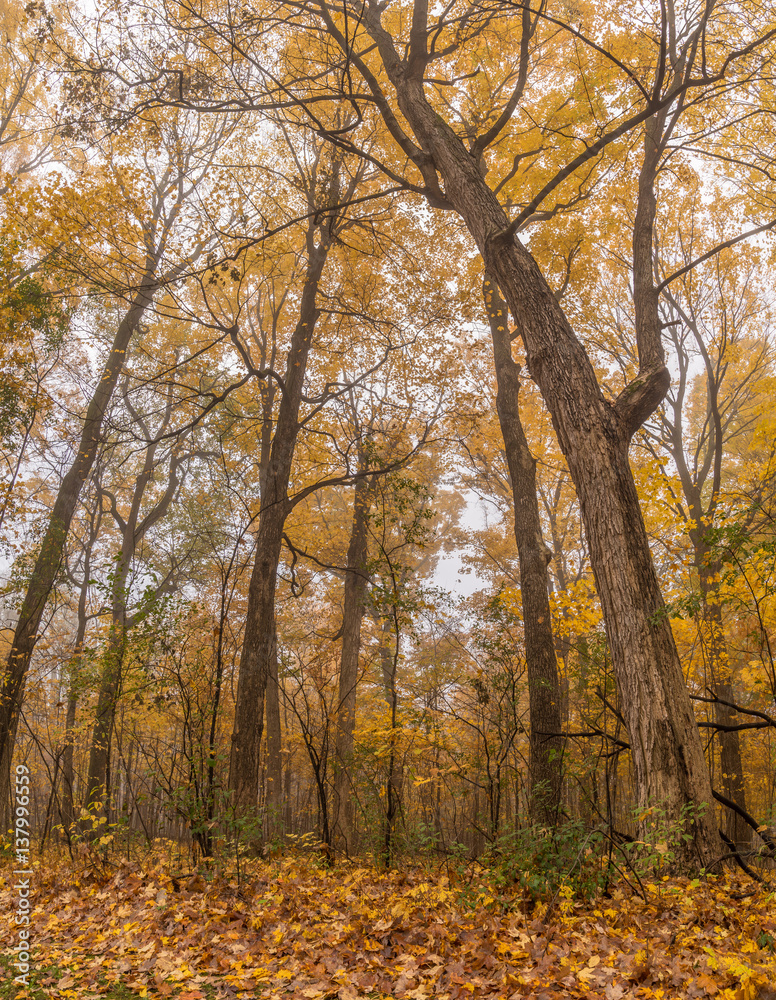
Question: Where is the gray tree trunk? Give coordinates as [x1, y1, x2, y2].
[229, 237, 330, 814]
[60, 502, 101, 836]
[82, 561, 130, 815]
[264, 630, 283, 837]
[483, 277, 563, 826]
[658, 287, 751, 850]
[333, 472, 374, 855]
[83, 384, 184, 817]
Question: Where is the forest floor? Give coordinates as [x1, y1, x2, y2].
[0, 846, 774, 1000]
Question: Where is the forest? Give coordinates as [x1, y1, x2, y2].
[1, 0, 776, 996]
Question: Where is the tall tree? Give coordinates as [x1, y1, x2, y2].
[0, 109, 228, 822]
[585, 182, 776, 847]
[229, 138, 362, 813]
[226, 115, 455, 819]
[82, 373, 195, 817]
[258, 0, 704, 859]
[483, 277, 563, 825]
[332, 439, 374, 856]
[143, 0, 755, 858]
[650, 242, 773, 848]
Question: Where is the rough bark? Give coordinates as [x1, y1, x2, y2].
[356, 8, 720, 861]
[483, 277, 563, 825]
[332, 472, 374, 855]
[0, 287, 154, 827]
[229, 237, 329, 814]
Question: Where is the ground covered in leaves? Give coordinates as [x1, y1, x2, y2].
[1, 848, 775, 1000]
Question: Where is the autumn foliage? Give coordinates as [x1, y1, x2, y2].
[1, 0, 776, 994]
[2, 849, 776, 999]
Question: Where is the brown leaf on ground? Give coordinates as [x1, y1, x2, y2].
[2, 853, 774, 1000]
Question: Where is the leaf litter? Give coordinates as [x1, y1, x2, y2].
[1, 854, 775, 1000]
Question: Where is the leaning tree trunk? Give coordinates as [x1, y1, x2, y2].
[484, 277, 563, 826]
[229, 238, 330, 814]
[333, 472, 374, 856]
[359, 26, 721, 860]
[0, 287, 154, 829]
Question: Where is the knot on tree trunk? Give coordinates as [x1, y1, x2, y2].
[614, 366, 670, 438]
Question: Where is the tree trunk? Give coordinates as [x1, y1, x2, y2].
[0, 287, 154, 827]
[83, 561, 130, 815]
[82, 382, 183, 820]
[359, 21, 720, 860]
[265, 629, 283, 838]
[283, 749, 293, 836]
[659, 287, 750, 851]
[697, 552, 749, 849]
[60, 605, 88, 834]
[483, 277, 563, 826]
[60, 693, 78, 834]
[229, 239, 329, 814]
[333, 472, 373, 856]
[375, 613, 402, 867]
[59, 504, 99, 837]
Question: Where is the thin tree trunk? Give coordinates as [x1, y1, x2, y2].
[265, 630, 283, 838]
[697, 553, 749, 848]
[229, 238, 330, 814]
[483, 277, 563, 826]
[659, 287, 750, 851]
[0, 287, 154, 826]
[375, 613, 402, 868]
[60, 501, 100, 835]
[82, 382, 182, 818]
[284, 750, 293, 836]
[204, 612, 227, 855]
[333, 473, 373, 856]
[83, 564, 129, 814]
[60, 694, 78, 834]
[60, 600, 89, 833]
